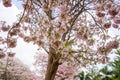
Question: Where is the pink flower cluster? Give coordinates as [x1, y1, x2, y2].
[98, 40, 119, 55]
[2, 0, 12, 7]
[56, 62, 77, 80]
[7, 38, 17, 48]
[95, 1, 120, 29]
[106, 40, 119, 49]
[0, 51, 5, 59]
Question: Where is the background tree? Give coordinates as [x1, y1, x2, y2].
[1, 0, 120, 80]
[0, 57, 39, 80]
[34, 51, 78, 80]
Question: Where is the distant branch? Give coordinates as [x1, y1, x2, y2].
[7, 0, 29, 42]
[86, 11, 106, 33]
[42, 46, 49, 54]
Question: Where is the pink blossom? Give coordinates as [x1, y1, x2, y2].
[59, 5, 69, 14]
[58, 27, 67, 34]
[24, 17, 31, 23]
[18, 32, 25, 38]
[76, 33, 82, 39]
[105, 3, 112, 9]
[59, 14, 69, 23]
[97, 19, 103, 24]
[0, 58, 39, 79]
[56, 62, 77, 80]
[55, 33, 62, 39]
[97, 47, 111, 55]
[87, 39, 94, 46]
[112, 24, 118, 28]
[106, 40, 119, 49]
[14, 23, 21, 28]
[108, 7, 119, 17]
[31, 36, 37, 41]
[36, 40, 44, 46]
[42, 4, 49, 11]
[114, 17, 120, 24]
[96, 11, 105, 17]
[7, 52, 16, 57]
[7, 38, 17, 48]
[2, 0, 12, 7]
[103, 22, 111, 29]
[51, 1, 58, 9]
[0, 52, 5, 59]
[1, 25, 10, 32]
[82, 33, 88, 40]
[43, 20, 50, 27]
[51, 40, 61, 49]
[9, 28, 20, 36]
[94, 4, 102, 11]
[23, 36, 32, 43]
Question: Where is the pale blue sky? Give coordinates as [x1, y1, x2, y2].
[13, 0, 23, 9]
[0, 0, 23, 9]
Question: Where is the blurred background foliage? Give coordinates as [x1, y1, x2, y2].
[75, 49, 120, 80]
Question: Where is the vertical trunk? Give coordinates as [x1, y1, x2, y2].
[45, 53, 59, 80]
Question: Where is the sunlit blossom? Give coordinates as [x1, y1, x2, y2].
[1, 25, 10, 32]
[108, 7, 119, 17]
[114, 17, 120, 24]
[23, 36, 32, 43]
[103, 22, 111, 29]
[96, 11, 105, 17]
[8, 52, 16, 57]
[112, 24, 118, 28]
[7, 38, 17, 48]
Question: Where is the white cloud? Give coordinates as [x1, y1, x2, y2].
[13, 38, 38, 71]
[0, 2, 21, 25]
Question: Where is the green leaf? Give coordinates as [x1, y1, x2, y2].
[64, 42, 70, 47]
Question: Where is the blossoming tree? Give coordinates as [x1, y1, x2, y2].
[1, 0, 120, 80]
[0, 57, 39, 80]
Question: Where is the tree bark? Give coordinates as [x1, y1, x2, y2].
[45, 52, 60, 80]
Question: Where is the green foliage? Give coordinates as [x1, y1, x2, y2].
[76, 49, 120, 80]
[108, 50, 120, 80]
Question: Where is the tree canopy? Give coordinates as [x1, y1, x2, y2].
[0, 0, 120, 80]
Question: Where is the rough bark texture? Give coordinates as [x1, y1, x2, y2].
[45, 48, 60, 80]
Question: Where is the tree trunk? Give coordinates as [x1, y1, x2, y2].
[45, 52, 60, 80]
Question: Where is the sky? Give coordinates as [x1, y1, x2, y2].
[0, 1, 38, 70]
